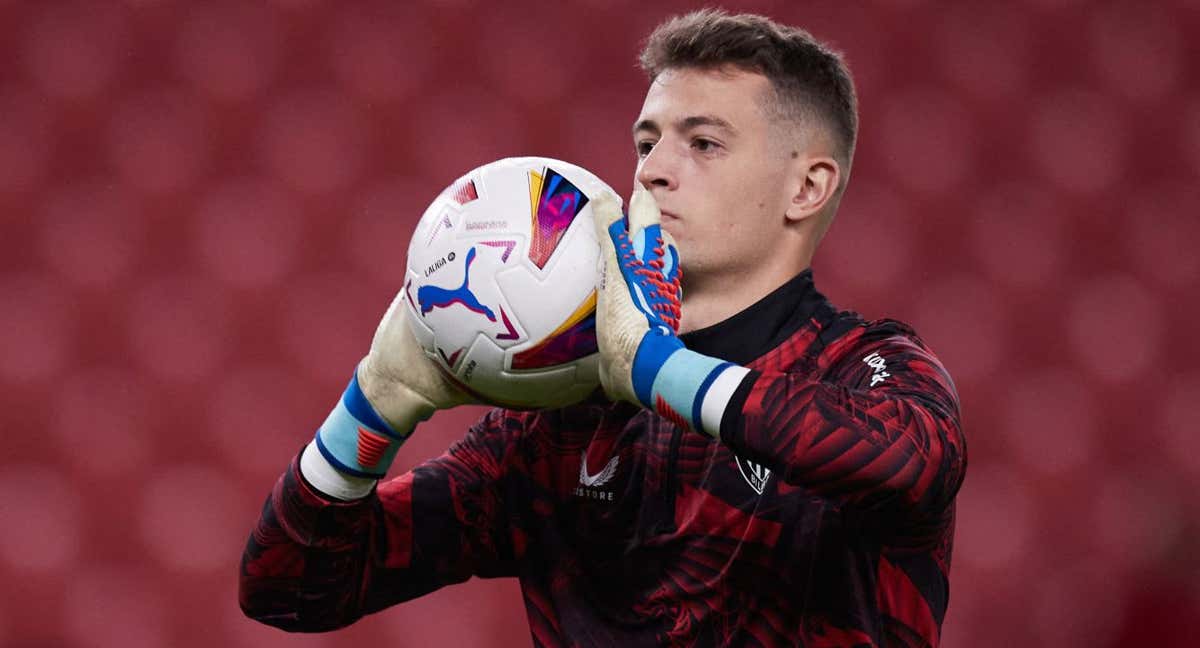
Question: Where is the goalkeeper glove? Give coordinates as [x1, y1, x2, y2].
[592, 185, 750, 437]
[303, 294, 472, 497]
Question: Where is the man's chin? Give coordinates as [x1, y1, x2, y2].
[661, 220, 681, 240]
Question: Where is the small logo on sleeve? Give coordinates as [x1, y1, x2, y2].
[735, 456, 772, 495]
[863, 351, 890, 387]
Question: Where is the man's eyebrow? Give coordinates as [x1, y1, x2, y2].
[632, 119, 660, 136]
[679, 115, 736, 135]
[632, 115, 737, 137]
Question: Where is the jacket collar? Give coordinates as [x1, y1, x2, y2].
[679, 269, 831, 365]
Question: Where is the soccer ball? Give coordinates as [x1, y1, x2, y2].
[403, 156, 617, 409]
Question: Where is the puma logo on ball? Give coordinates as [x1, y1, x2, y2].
[417, 247, 496, 322]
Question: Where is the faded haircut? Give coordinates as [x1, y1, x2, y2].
[639, 9, 858, 182]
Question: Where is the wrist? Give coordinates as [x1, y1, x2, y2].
[300, 440, 375, 500]
[313, 368, 423, 479]
[356, 360, 439, 431]
[636, 340, 751, 437]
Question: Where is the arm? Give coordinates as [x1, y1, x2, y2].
[239, 407, 524, 631]
[721, 332, 966, 519]
[240, 289, 521, 631]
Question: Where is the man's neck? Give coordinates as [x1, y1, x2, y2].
[678, 262, 811, 334]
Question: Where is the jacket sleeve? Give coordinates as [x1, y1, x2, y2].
[238, 408, 525, 632]
[719, 329, 967, 526]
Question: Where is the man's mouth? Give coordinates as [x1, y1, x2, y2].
[658, 210, 679, 222]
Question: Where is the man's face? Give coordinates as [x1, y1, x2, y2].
[632, 66, 796, 285]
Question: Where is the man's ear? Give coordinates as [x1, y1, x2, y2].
[785, 156, 840, 224]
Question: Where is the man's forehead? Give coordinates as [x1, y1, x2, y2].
[635, 67, 770, 132]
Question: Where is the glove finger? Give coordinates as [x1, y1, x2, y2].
[627, 183, 661, 236]
[590, 190, 625, 243]
[591, 190, 646, 403]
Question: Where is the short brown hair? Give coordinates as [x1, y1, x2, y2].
[639, 9, 858, 172]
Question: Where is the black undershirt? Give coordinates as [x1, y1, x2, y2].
[678, 268, 833, 366]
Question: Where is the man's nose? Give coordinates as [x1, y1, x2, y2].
[635, 142, 678, 191]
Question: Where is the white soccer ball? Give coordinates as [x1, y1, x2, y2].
[403, 156, 617, 409]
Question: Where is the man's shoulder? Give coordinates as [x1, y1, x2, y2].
[747, 296, 926, 374]
[813, 309, 934, 373]
[828, 312, 923, 347]
[815, 309, 959, 412]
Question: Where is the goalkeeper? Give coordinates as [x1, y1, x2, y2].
[241, 10, 966, 647]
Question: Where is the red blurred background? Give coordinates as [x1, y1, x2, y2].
[1, 1, 1198, 646]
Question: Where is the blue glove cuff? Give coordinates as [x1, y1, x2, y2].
[632, 334, 737, 434]
[608, 212, 732, 434]
[314, 372, 409, 479]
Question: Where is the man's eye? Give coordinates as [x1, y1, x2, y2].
[693, 138, 718, 152]
[635, 141, 656, 157]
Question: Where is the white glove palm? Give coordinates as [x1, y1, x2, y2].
[358, 295, 474, 430]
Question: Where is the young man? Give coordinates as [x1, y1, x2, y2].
[241, 10, 966, 647]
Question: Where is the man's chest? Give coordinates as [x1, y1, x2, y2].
[515, 406, 834, 621]
[528, 407, 825, 554]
